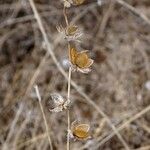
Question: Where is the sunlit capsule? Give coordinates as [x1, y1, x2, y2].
[66, 25, 78, 36]
[73, 0, 85, 5]
[69, 46, 94, 73]
[71, 122, 90, 139]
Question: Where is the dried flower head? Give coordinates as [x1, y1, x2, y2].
[71, 121, 90, 140]
[63, 0, 85, 7]
[72, 0, 85, 5]
[49, 93, 70, 112]
[63, 0, 73, 8]
[69, 46, 94, 73]
[66, 25, 78, 36]
[56, 25, 82, 42]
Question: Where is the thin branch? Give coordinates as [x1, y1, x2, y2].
[2, 103, 24, 150]
[98, 0, 115, 37]
[136, 121, 150, 134]
[94, 105, 150, 149]
[62, 5, 72, 149]
[63, 6, 69, 26]
[134, 145, 150, 150]
[34, 85, 53, 150]
[16, 132, 48, 149]
[63, 5, 71, 149]
[12, 112, 31, 149]
[115, 0, 150, 26]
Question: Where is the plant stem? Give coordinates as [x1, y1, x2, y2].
[34, 85, 53, 150]
[63, 5, 71, 150]
[67, 67, 71, 150]
[63, 6, 69, 26]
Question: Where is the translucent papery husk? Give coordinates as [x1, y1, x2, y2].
[56, 25, 82, 42]
[63, 99, 71, 109]
[63, 0, 73, 8]
[65, 32, 82, 42]
[50, 93, 65, 106]
[77, 67, 91, 74]
[69, 62, 92, 74]
[49, 106, 63, 113]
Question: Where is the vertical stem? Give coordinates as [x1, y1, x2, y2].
[34, 85, 53, 150]
[63, 5, 71, 149]
[67, 67, 71, 150]
[63, 6, 69, 26]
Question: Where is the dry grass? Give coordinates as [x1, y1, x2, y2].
[0, 0, 150, 150]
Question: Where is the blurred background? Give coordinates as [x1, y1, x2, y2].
[0, 0, 150, 149]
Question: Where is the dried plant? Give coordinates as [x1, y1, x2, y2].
[56, 24, 82, 42]
[52, 0, 93, 149]
[61, 0, 93, 149]
[1, 0, 150, 150]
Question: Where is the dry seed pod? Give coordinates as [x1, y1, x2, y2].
[63, 0, 85, 7]
[51, 93, 64, 105]
[66, 25, 78, 36]
[49, 93, 70, 112]
[69, 46, 94, 73]
[63, 0, 73, 8]
[65, 25, 82, 42]
[72, 0, 85, 5]
[56, 24, 82, 42]
[71, 121, 90, 140]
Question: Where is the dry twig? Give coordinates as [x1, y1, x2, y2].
[34, 85, 53, 150]
[93, 105, 150, 149]
[115, 0, 150, 26]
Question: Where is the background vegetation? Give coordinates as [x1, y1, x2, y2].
[0, 0, 150, 149]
